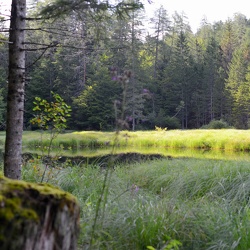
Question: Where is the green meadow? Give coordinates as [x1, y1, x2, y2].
[21, 129, 250, 152]
[4, 129, 250, 249]
[20, 129, 250, 161]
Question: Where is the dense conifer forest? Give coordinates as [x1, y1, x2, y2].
[1, 1, 250, 131]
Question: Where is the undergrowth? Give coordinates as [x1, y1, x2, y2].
[22, 157, 250, 249]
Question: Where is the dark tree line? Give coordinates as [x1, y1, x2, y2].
[1, 2, 250, 133]
[0, 0, 145, 179]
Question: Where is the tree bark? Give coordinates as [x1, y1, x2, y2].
[0, 176, 80, 250]
[4, 0, 26, 179]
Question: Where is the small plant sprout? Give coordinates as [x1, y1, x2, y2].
[155, 126, 167, 131]
[131, 183, 139, 196]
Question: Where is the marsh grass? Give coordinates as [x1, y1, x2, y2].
[21, 157, 250, 249]
[21, 129, 250, 154]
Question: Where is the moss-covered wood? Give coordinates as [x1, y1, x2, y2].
[0, 176, 80, 250]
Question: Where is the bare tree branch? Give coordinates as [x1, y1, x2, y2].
[0, 39, 13, 44]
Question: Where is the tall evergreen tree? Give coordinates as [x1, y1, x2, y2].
[203, 36, 225, 122]
[4, 0, 26, 179]
[149, 5, 171, 79]
[226, 43, 250, 128]
[220, 19, 237, 73]
[72, 67, 121, 130]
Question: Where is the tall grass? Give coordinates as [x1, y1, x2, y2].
[21, 129, 250, 153]
[22, 157, 250, 249]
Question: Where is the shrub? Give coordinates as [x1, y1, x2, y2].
[165, 116, 181, 129]
[201, 119, 231, 129]
[154, 115, 181, 130]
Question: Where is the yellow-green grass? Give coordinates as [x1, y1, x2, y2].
[21, 129, 250, 152]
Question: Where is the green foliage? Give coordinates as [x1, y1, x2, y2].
[30, 91, 71, 131]
[23, 1, 250, 131]
[226, 43, 250, 128]
[29, 92, 71, 182]
[11, 3, 250, 249]
[165, 116, 181, 129]
[201, 119, 231, 129]
[38, 0, 144, 19]
[153, 109, 181, 129]
[72, 67, 121, 130]
[147, 238, 182, 250]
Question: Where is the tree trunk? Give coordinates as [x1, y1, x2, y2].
[0, 176, 80, 250]
[4, 0, 26, 179]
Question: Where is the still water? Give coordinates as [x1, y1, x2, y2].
[22, 146, 250, 162]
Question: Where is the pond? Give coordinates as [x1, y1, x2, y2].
[22, 145, 250, 165]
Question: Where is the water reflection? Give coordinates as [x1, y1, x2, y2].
[23, 146, 250, 162]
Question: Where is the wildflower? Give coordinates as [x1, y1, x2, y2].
[109, 66, 118, 80]
[131, 184, 139, 195]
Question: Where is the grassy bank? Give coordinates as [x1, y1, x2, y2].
[22, 157, 250, 249]
[21, 129, 250, 153]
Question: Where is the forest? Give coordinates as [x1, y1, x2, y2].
[1, 1, 250, 131]
[3, 2, 250, 249]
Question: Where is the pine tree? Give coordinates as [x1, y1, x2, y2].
[4, 0, 26, 179]
[226, 43, 250, 128]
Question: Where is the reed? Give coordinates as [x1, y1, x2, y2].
[22, 157, 250, 249]
[123, 158, 250, 248]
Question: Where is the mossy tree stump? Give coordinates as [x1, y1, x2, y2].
[0, 176, 80, 250]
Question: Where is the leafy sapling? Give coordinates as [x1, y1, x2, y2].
[30, 91, 71, 182]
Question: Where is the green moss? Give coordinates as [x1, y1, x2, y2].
[0, 176, 77, 202]
[0, 195, 20, 220]
[0, 176, 79, 224]
[0, 176, 80, 249]
[0, 195, 38, 222]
